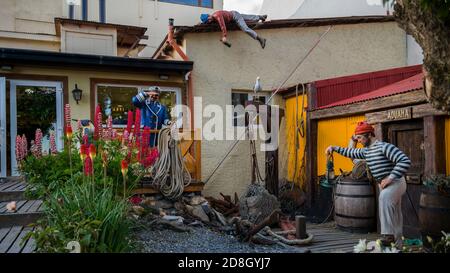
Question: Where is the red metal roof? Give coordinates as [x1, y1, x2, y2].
[313, 65, 422, 107]
[316, 72, 424, 109]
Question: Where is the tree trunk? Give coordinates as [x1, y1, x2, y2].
[393, 0, 450, 112]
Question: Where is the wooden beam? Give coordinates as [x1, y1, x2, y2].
[309, 90, 427, 120]
[305, 111, 318, 208]
[423, 116, 447, 176]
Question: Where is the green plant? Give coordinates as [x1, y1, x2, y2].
[423, 175, 450, 195]
[25, 174, 132, 253]
[426, 231, 450, 253]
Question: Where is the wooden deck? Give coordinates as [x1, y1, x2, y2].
[0, 226, 36, 253]
[298, 222, 380, 253]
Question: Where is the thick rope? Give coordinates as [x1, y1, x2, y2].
[262, 226, 314, 245]
[152, 127, 191, 200]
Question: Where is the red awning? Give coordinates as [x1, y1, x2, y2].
[317, 73, 424, 109]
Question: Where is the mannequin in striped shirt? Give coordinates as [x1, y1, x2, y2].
[326, 121, 411, 247]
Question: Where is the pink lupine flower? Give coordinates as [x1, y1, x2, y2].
[21, 135, 28, 158]
[106, 115, 113, 140]
[50, 132, 57, 155]
[15, 135, 23, 162]
[33, 129, 43, 158]
[122, 130, 129, 146]
[64, 104, 71, 126]
[84, 156, 93, 176]
[112, 129, 117, 140]
[94, 105, 102, 140]
[126, 110, 133, 136]
[96, 109, 103, 140]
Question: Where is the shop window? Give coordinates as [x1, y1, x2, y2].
[159, 0, 213, 8]
[97, 84, 180, 127]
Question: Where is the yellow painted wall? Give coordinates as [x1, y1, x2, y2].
[284, 95, 308, 188]
[446, 117, 450, 175]
[317, 115, 366, 176]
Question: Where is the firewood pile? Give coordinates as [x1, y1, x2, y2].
[129, 184, 313, 248]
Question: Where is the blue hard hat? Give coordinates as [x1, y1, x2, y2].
[200, 14, 209, 24]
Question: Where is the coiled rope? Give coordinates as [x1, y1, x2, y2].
[152, 127, 191, 200]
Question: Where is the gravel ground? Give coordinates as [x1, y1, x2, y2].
[133, 225, 304, 253]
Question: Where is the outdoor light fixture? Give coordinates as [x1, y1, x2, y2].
[159, 74, 169, 80]
[72, 84, 83, 104]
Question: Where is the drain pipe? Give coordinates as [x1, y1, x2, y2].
[167, 18, 194, 130]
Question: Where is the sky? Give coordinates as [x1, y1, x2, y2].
[223, 0, 386, 14]
[223, 0, 263, 14]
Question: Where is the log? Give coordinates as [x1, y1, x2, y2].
[220, 193, 232, 204]
[223, 205, 239, 216]
[243, 209, 281, 242]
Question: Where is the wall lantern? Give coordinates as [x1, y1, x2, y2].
[72, 84, 83, 104]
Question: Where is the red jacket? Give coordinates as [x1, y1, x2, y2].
[211, 10, 233, 38]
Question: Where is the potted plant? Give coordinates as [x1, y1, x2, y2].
[419, 175, 450, 250]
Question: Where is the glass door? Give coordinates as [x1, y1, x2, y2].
[9, 80, 63, 176]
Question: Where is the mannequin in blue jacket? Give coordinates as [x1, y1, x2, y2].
[132, 86, 171, 147]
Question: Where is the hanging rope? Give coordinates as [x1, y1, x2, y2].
[204, 25, 334, 185]
[152, 127, 191, 200]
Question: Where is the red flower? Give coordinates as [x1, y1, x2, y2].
[129, 196, 142, 205]
[66, 125, 73, 140]
[80, 144, 88, 161]
[89, 144, 96, 160]
[84, 156, 93, 176]
[121, 160, 128, 176]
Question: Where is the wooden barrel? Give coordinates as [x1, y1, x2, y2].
[419, 187, 450, 243]
[334, 178, 376, 233]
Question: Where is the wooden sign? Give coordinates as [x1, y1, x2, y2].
[366, 107, 413, 123]
[386, 107, 412, 121]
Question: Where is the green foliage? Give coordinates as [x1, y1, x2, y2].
[20, 149, 81, 199]
[383, 0, 450, 23]
[426, 232, 450, 253]
[25, 174, 132, 253]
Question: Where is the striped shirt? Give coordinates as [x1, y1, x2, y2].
[334, 140, 411, 181]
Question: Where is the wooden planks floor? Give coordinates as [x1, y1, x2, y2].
[0, 226, 36, 253]
[296, 222, 380, 253]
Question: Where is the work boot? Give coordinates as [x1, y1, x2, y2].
[260, 15, 268, 22]
[379, 234, 395, 247]
[258, 37, 266, 49]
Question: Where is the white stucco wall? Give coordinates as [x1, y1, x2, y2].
[183, 21, 408, 197]
[0, 0, 223, 57]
